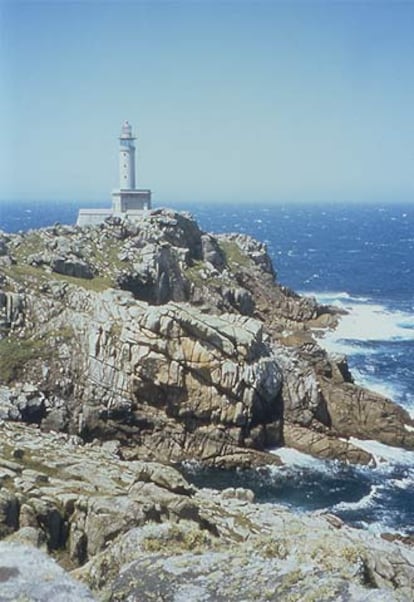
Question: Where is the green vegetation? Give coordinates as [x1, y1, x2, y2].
[109, 322, 122, 337]
[218, 240, 251, 269]
[50, 272, 113, 292]
[2, 264, 46, 289]
[46, 325, 75, 342]
[82, 238, 125, 272]
[0, 337, 50, 383]
[6, 229, 124, 293]
[259, 537, 289, 559]
[11, 232, 46, 262]
[3, 263, 113, 293]
[0, 324, 75, 383]
[142, 524, 213, 554]
[2, 442, 55, 481]
[184, 260, 205, 287]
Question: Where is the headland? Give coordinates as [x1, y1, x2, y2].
[0, 208, 413, 600]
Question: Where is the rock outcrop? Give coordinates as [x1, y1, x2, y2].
[0, 421, 203, 566]
[0, 420, 413, 601]
[1, 209, 414, 600]
[76, 488, 414, 601]
[0, 542, 95, 601]
[1, 209, 413, 468]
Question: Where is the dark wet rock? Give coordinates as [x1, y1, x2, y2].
[201, 233, 226, 270]
[0, 238, 8, 256]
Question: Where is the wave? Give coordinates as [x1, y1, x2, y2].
[300, 290, 370, 304]
[349, 438, 414, 466]
[305, 292, 414, 414]
[315, 298, 414, 345]
[349, 368, 414, 419]
[182, 443, 414, 534]
[270, 447, 332, 471]
[274, 439, 414, 476]
[349, 368, 404, 403]
[331, 484, 381, 512]
[390, 476, 414, 490]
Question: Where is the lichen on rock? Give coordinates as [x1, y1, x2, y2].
[1, 208, 413, 466]
[1, 208, 414, 600]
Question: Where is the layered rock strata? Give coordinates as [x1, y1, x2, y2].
[0, 420, 413, 601]
[1, 209, 412, 467]
[1, 209, 414, 600]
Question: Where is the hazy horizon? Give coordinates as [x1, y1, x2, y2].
[1, 197, 413, 208]
[1, 1, 413, 205]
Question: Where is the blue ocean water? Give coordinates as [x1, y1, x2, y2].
[1, 199, 413, 534]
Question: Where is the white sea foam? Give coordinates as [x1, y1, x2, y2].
[300, 290, 368, 304]
[349, 368, 401, 402]
[274, 439, 414, 473]
[390, 475, 414, 490]
[349, 438, 414, 466]
[302, 292, 414, 407]
[319, 300, 414, 345]
[331, 484, 381, 512]
[352, 519, 401, 536]
[271, 447, 329, 470]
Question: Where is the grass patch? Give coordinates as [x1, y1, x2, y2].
[3, 263, 113, 293]
[184, 261, 205, 286]
[83, 238, 125, 272]
[46, 325, 75, 343]
[50, 272, 113, 292]
[218, 240, 252, 269]
[0, 337, 51, 383]
[2, 442, 57, 480]
[11, 232, 46, 262]
[259, 537, 289, 559]
[7, 230, 119, 292]
[2, 264, 46, 288]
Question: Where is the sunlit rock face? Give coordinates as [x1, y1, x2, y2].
[1, 209, 414, 601]
[1, 208, 413, 470]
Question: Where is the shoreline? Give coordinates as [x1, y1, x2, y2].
[1, 208, 414, 598]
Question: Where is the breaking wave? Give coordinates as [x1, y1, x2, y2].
[303, 291, 414, 416]
[182, 442, 414, 535]
[309, 292, 414, 347]
[4, 201, 414, 536]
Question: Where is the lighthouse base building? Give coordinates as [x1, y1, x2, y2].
[111, 189, 151, 213]
[77, 121, 151, 227]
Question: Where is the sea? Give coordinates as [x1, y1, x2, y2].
[1, 199, 413, 535]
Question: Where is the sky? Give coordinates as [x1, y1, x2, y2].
[0, 0, 413, 205]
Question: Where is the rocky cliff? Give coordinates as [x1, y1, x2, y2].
[1, 208, 414, 600]
[1, 209, 413, 467]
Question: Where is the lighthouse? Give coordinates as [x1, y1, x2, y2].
[119, 120, 136, 189]
[112, 121, 152, 213]
[77, 121, 152, 226]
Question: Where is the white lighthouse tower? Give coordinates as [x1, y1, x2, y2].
[76, 121, 152, 226]
[112, 121, 152, 214]
[119, 120, 136, 189]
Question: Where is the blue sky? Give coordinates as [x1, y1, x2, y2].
[1, 0, 413, 204]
